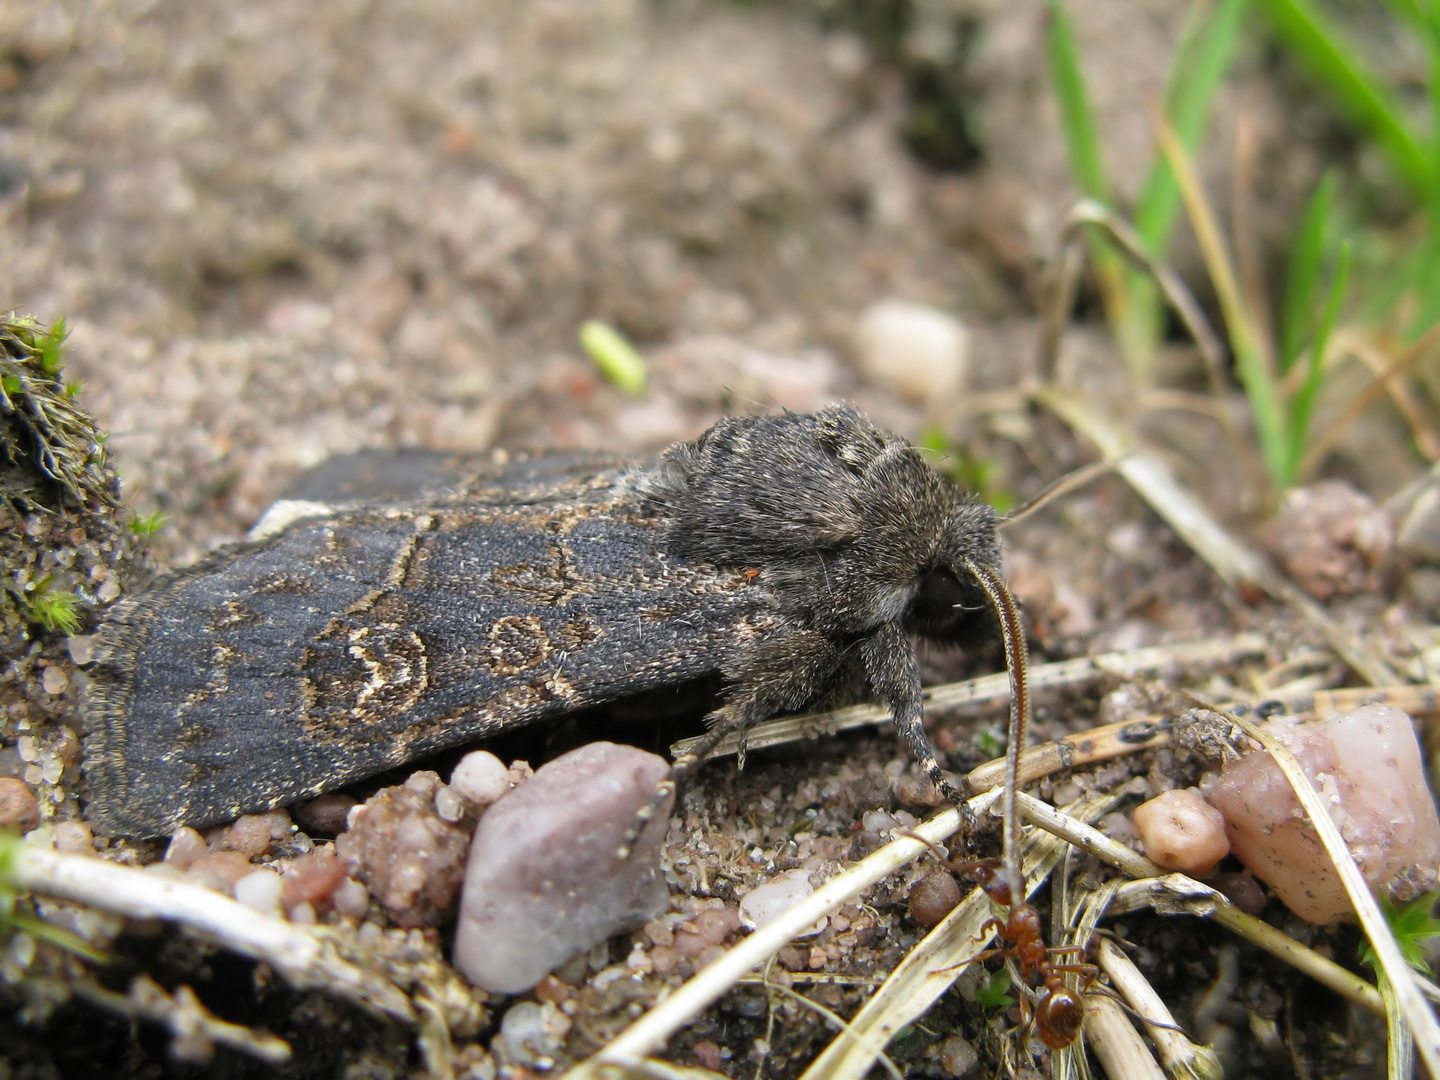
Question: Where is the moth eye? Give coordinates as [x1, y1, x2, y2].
[908, 567, 979, 630]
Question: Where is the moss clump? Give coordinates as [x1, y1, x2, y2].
[0, 314, 119, 518]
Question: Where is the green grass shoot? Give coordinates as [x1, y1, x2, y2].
[37, 317, 68, 378]
[25, 580, 84, 636]
[1360, 891, 1440, 974]
[974, 968, 1015, 1010]
[129, 511, 169, 537]
[1045, 0, 1242, 381]
[579, 320, 647, 398]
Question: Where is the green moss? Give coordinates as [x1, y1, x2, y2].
[25, 580, 83, 637]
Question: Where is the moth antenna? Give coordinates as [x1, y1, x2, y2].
[1000, 459, 1117, 528]
[961, 559, 1031, 909]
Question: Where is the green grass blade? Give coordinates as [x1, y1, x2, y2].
[1377, 0, 1427, 33]
[1280, 171, 1338, 371]
[1286, 241, 1350, 486]
[1045, 0, 1110, 202]
[1157, 114, 1289, 484]
[1132, 0, 1247, 254]
[1255, 0, 1432, 197]
[1046, 0, 1158, 378]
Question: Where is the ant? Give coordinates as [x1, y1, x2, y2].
[911, 838, 1098, 1050]
[907, 567, 1097, 1051]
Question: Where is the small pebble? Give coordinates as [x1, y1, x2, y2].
[1132, 789, 1229, 875]
[41, 667, 69, 696]
[908, 870, 962, 928]
[1263, 480, 1392, 599]
[939, 1034, 979, 1076]
[336, 771, 473, 927]
[739, 872, 825, 936]
[1205, 871, 1266, 916]
[234, 868, 284, 913]
[333, 877, 371, 918]
[188, 851, 256, 894]
[288, 902, 317, 924]
[52, 819, 93, 854]
[0, 777, 40, 832]
[295, 794, 357, 834]
[855, 298, 970, 404]
[281, 849, 348, 909]
[533, 975, 571, 1006]
[449, 750, 510, 806]
[164, 827, 208, 870]
[692, 1040, 725, 1072]
[498, 1000, 571, 1066]
[66, 635, 96, 666]
[673, 907, 740, 955]
[223, 810, 291, 858]
[434, 785, 465, 823]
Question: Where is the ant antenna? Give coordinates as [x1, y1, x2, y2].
[1000, 458, 1118, 528]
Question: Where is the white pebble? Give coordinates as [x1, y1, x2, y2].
[52, 820, 92, 854]
[333, 877, 370, 918]
[449, 750, 510, 806]
[739, 872, 826, 936]
[287, 902, 316, 924]
[855, 299, 969, 404]
[434, 784, 465, 822]
[66, 635, 96, 666]
[499, 1000, 571, 1066]
[41, 667, 69, 696]
[233, 869, 284, 913]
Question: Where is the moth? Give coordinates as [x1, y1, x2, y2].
[85, 405, 1021, 838]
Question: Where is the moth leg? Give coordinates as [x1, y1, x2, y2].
[860, 622, 976, 835]
[617, 629, 842, 860]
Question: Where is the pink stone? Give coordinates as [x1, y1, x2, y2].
[0, 778, 40, 832]
[164, 827, 208, 870]
[453, 742, 674, 993]
[1207, 705, 1440, 923]
[282, 849, 348, 909]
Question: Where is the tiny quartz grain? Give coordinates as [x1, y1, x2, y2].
[163, 827, 208, 870]
[449, 750, 511, 806]
[234, 868, 284, 913]
[0, 777, 40, 832]
[332, 877, 371, 919]
[1132, 789, 1229, 875]
[52, 819, 93, 854]
[739, 872, 826, 936]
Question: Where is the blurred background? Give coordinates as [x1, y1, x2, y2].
[5, 0, 1434, 567]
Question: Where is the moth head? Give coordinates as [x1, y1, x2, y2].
[902, 495, 1003, 643]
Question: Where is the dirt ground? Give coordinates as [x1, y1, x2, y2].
[1, 1, 1433, 1077]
